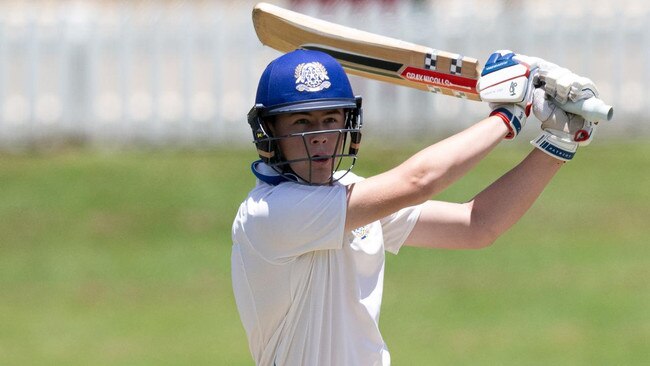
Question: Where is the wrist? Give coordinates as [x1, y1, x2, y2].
[490, 105, 526, 140]
[488, 114, 511, 138]
[530, 148, 567, 167]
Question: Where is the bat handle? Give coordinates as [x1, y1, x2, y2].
[556, 97, 614, 122]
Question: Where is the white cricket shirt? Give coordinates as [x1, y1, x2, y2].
[231, 163, 421, 366]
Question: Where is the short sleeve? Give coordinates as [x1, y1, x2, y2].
[380, 204, 422, 255]
[238, 182, 348, 263]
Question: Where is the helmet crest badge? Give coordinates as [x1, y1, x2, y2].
[295, 62, 331, 92]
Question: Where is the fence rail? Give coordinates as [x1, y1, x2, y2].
[0, 0, 646, 149]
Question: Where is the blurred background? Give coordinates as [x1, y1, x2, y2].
[0, 0, 648, 150]
[1, 0, 648, 365]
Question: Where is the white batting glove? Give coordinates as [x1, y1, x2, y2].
[477, 50, 540, 139]
[531, 87, 598, 162]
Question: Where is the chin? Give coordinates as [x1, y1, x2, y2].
[291, 162, 335, 184]
[298, 171, 332, 185]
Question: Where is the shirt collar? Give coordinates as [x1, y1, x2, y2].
[250, 160, 300, 186]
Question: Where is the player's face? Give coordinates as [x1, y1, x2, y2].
[271, 109, 346, 184]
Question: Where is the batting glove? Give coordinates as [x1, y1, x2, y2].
[529, 66, 600, 161]
[530, 88, 598, 161]
[477, 50, 540, 139]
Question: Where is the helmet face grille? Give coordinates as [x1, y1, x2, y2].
[249, 96, 362, 185]
[263, 128, 359, 185]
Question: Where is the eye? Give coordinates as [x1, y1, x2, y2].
[324, 115, 344, 125]
[293, 118, 310, 126]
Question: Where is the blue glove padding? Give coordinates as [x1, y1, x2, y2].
[478, 50, 539, 139]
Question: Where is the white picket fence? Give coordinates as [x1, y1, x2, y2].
[0, 0, 647, 149]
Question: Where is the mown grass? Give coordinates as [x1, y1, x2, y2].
[0, 141, 648, 365]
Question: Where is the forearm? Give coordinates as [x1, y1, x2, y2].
[398, 115, 508, 201]
[469, 149, 564, 243]
[345, 116, 507, 232]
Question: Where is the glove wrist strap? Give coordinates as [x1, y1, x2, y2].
[530, 131, 578, 161]
[490, 105, 526, 140]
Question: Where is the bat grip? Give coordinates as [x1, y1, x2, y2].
[556, 97, 614, 122]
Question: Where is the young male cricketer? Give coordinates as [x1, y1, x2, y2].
[231, 48, 600, 365]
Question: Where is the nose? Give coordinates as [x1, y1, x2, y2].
[309, 132, 328, 145]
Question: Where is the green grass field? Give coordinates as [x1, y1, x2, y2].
[1, 141, 649, 365]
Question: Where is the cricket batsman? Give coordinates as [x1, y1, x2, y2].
[231, 49, 601, 365]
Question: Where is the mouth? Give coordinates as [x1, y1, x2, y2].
[311, 154, 332, 165]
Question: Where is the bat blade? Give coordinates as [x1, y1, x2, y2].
[252, 2, 481, 101]
[252, 2, 614, 122]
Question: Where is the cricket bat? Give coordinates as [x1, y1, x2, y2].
[252, 2, 613, 122]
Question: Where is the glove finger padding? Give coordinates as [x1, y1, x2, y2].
[532, 88, 596, 145]
[539, 68, 599, 104]
[538, 67, 572, 103]
[531, 89, 598, 161]
[570, 76, 599, 102]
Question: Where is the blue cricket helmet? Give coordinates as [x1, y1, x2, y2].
[254, 49, 359, 115]
[247, 49, 363, 185]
